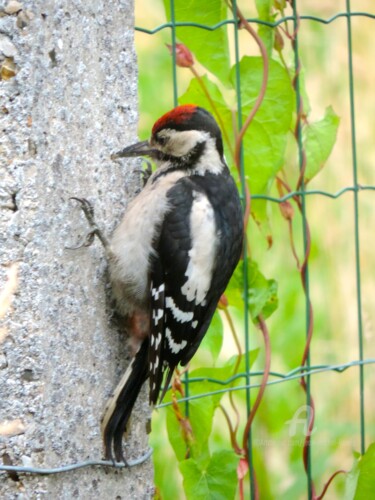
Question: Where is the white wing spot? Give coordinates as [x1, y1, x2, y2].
[152, 283, 165, 300]
[152, 308, 164, 325]
[166, 296, 193, 323]
[165, 328, 187, 354]
[192, 320, 198, 329]
[155, 333, 162, 349]
[181, 192, 216, 304]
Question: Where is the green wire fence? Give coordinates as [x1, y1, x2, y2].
[2, 2, 374, 499]
[136, 1, 375, 499]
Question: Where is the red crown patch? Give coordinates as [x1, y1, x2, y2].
[152, 104, 197, 135]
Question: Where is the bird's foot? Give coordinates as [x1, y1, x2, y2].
[140, 160, 152, 187]
[65, 197, 109, 250]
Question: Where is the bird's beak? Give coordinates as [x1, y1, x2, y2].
[111, 140, 158, 160]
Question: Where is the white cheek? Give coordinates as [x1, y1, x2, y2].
[164, 129, 209, 157]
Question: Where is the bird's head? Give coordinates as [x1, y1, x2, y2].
[112, 105, 224, 170]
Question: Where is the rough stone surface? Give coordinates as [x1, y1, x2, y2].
[0, 1, 153, 498]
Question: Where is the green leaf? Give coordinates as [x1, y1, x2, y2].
[230, 57, 294, 226]
[303, 106, 340, 183]
[163, 0, 231, 85]
[234, 57, 294, 192]
[165, 402, 189, 462]
[227, 260, 278, 322]
[165, 349, 258, 462]
[179, 75, 234, 154]
[255, 0, 275, 56]
[199, 311, 224, 364]
[345, 443, 375, 500]
[150, 411, 182, 500]
[166, 395, 215, 461]
[298, 68, 311, 117]
[179, 450, 238, 500]
[188, 398, 215, 457]
[192, 348, 258, 395]
[189, 365, 239, 408]
[248, 261, 278, 321]
[274, 0, 287, 10]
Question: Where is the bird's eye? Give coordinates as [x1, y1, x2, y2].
[157, 135, 168, 146]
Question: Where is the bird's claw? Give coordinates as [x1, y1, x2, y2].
[65, 231, 96, 250]
[132, 161, 153, 190]
[140, 160, 152, 186]
[70, 197, 95, 224]
[65, 197, 107, 250]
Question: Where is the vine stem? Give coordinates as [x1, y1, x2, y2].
[232, 5, 269, 230]
[315, 469, 347, 500]
[276, 178, 301, 268]
[229, 4, 270, 498]
[288, 7, 317, 496]
[222, 306, 242, 447]
[242, 315, 271, 457]
[277, 176, 316, 490]
[232, 8, 269, 174]
[189, 66, 235, 162]
[219, 405, 242, 455]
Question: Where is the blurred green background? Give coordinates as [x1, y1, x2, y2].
[133, 1, 375, 498]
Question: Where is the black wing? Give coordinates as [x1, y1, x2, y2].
[148, 171, 243, 404]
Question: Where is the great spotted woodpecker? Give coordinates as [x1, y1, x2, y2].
[74, 105, 243, 462]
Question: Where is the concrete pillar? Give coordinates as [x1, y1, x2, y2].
[0, 1, 153, 497]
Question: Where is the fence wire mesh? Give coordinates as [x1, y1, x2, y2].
[1, 2, 374, 498]
[136, 1, 375, 498]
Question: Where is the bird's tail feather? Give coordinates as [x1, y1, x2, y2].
[101, 338, 149, 462]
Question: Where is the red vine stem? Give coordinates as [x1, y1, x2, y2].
[222, 307, 242, 447]
[189, 66, 235, 162]
[290, 19, 317, 497]
[233, 0, 271, 443]
[219, 405, 242, 455]
[316, 469, 347, 500]
[229, 4, 271, 498]
[276, 178, 301, 268]
[233, 10, 269, 174]
[232, 5, 269, 232]
[277, 176, 316, 489]
[242, 315, 271, 456]
[288, 9, 346, 497]
[291, 15, 308, 192]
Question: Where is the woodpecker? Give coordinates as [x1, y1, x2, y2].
[74, 105, 243, 462]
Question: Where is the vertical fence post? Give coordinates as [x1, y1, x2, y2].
[345, 0, 366, 455]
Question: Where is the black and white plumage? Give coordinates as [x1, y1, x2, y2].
[102, 105, 243, 462]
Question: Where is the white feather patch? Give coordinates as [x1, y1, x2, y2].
[181, 191, 216, 304]
[157, 129, 207, 158]
[192, 135, 225, 176]
[155, 333, 162, 349]
[156, 130, 225, 175]
[100, 357, 135, 435]
[165, 327, 187, 354]
[152, 283, 165, 300]
[166, 296, 194, 323]
[152, 308, 164, 325]
[109, 171, 185, 315]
